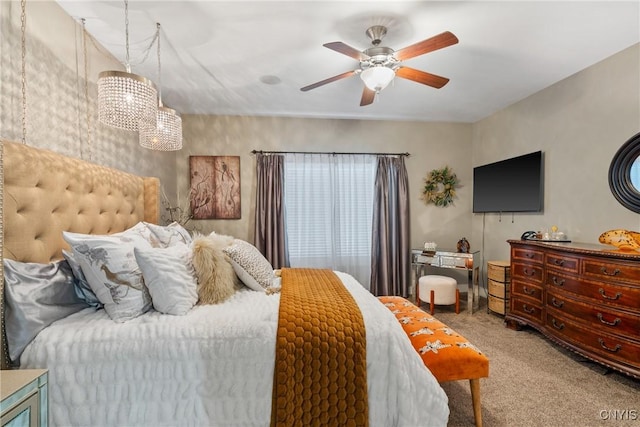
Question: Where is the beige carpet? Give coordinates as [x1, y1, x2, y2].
[423, 299, 640, 427]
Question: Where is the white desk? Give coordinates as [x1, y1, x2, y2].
[411, 249, 480, 314]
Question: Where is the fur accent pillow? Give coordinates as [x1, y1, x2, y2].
[191, 234, 239, 304]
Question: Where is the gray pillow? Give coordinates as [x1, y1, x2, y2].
[62, 249, 102, 308]
[3, 258, 90, 365]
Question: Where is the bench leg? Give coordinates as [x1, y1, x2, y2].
[469, 378, 482, 427]
[429, 290, 435, 315]
[455, 289, 460, 314]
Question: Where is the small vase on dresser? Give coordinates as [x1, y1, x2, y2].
[506, 239, 640, 379]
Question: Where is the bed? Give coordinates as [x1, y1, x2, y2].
[1, 139, 449, 426]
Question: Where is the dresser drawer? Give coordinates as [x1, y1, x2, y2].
[545, 252, 579, 274]
[545, 312, 640, 371]
[512, 262, 544, 284]
[511, 297, 543, 323]
[582, 259, 640, 285]
[546, 271, 640, 311]
[512, 279, 542, 302]
[546, 290, 640, 338]
[512, 247, 543, 264]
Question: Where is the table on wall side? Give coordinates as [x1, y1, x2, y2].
[411, 249, 480, 314]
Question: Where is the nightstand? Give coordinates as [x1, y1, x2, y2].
[1, 369, 48, 427]
[487, 260, 511, 316]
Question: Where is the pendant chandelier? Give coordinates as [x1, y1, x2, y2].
[139, 23, 182, 151]
[97, 0, 157, 132]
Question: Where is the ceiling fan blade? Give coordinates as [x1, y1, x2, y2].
[360, 87, 376, 106]
[394, 31, 459, 61]
[396, 67, 450, 89]
[323, 42, 370, 61]
[300, 70, 357, 92]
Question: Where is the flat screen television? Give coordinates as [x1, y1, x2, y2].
[473, 151, 544, 213]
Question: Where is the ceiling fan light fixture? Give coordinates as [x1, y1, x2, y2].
[360, 66, 395, 92]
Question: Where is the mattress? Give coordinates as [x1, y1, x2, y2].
[20, 272, 449, 426]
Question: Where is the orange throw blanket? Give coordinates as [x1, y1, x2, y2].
[271, 268, 368, 427]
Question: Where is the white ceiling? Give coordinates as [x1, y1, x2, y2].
[57, 1, 640, 123]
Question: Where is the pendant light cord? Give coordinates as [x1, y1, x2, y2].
[156, 23, 162, 107]
[20, 0, 27, 144]
[124, 0, 131, 72]
[81, 18, 92, 160]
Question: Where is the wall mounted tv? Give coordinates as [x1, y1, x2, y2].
[473, 151, 544, 213]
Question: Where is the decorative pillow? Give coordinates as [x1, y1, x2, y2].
[223, 239, 275, 292]
[62, 249, 102, 308]
[191, 234, 239, 304]
[145, 222, 192, 247]
[63, 224, 153, 322]
[134, 243, 198, 315]
[3, 258, 89, 364]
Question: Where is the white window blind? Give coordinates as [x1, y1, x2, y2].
[283, 153, 376, 288]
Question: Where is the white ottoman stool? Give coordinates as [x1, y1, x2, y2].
[417, 275, 460, 314]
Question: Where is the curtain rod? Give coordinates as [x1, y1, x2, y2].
[251, 150, 410, 157]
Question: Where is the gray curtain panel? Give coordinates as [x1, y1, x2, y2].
[254, 153, 289, 268]
[370, 156, 410, 296]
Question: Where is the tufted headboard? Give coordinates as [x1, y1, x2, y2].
[1, 139, 160, 367]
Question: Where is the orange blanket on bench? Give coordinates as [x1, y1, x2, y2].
[379, 296, 489, 383]
[271, 268, 368, 427]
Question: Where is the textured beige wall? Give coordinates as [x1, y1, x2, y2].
[471, 44, 640, 264]
[181, 115, 473, 251]
[0, 0, 177, 215]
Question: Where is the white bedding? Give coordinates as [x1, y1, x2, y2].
[21, 272, 449, 427]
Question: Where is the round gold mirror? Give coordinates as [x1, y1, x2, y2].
[609, 132, 640, 214]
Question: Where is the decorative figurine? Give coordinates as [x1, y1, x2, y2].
[457, 237, 470, 253]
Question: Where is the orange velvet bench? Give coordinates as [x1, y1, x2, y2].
[378, 296, 489, 427]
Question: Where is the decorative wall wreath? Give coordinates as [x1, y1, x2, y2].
[421, 166, 458, 207]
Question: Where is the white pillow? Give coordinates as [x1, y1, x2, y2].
[134, 243, 198, 315]
[223, 239, 275, 292]
[145, 222, 192, 247]
[63, 223, 153, 322]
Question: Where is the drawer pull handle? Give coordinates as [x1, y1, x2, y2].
[597, 313, 621, 326]
[598, 289, 622, 301]
[552, 277, 565, 286]
[600, 267, 621, 277]
[523, 287, 536, 296]
[553, 259, 565, 266]
[522, 304, 535, 314]
[551, 298, 564, 308]
[523, 268, 536, 277]
[525, 253, 534, 259]
[551, 318, 565, 330]
[598, 338, 622, 353]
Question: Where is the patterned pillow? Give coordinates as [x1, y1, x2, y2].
[144, 222, 192, 247]
[63, 223, 153, 322]
[134, 243, 198, 315]
[223, 239, 275, 292]
[62, 249, 102, 308]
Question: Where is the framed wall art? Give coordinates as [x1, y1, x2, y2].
[189, 155, 241, 219]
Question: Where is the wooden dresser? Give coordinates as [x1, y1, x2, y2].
[506, 240, 640, 379]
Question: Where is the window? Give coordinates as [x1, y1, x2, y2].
[283, 153, 376, 288]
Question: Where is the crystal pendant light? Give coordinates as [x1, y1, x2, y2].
[97, 0, 157, 132]
[139, 23, 182, 151]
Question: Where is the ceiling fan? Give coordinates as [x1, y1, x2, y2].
[301, 25, 459, 106]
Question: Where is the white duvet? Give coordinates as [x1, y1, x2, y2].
[21, 272, 449, 427]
